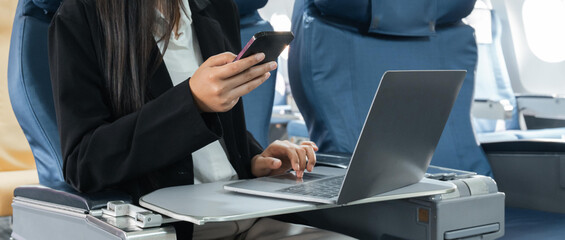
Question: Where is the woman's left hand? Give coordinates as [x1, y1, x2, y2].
[251, 140, 318, 178]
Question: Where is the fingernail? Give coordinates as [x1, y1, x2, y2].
[256, 53, 265, 61]
[269, 61, 277, 70]
[295, 164, 300, 171]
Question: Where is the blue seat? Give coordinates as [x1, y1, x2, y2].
[289, 0, 565, 239]
[234, 0, 277, 148]
[8, 0, 130, 200]
[288, 0, 491, 176]
[8, 0, 65, 187]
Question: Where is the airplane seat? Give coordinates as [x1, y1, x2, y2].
[289, 0, 491, 176]
[287, 119, 309, 144]
[234, 0, 277, 148]
[471, 1, 565, 142]
[0, 1, 41, 216]
[286, 0, 507, 239]
[7, 0, 177, 238]
[491, 0, 565, 132]
[8, 0, 64, 187]
[469, 0, 565, 219]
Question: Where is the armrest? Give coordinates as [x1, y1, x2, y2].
[14, 183, 131, 211]
[481, 139, 565, 214]
[516, 94, 565, 119]
[472, 98, 513, 120]
[516, 94, 565, 129]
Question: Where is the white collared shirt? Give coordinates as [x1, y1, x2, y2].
[155, 0, 238, 184]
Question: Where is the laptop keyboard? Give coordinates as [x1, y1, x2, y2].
[276, 175, 345, 199]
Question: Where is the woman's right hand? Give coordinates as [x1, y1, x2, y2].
[189, 52, 277, 112]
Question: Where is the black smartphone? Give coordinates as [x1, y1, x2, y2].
[234, 31, 294, 65]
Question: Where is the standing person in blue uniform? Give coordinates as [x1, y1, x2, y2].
[49, 0, 353, 239]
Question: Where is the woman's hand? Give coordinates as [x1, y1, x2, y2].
[251, 140, 319, 178]
[189, 52, 277, 112]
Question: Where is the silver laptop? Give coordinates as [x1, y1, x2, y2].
[225, 70, 466, 205]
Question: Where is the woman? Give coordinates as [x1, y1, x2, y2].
[49, 0, 352, 238]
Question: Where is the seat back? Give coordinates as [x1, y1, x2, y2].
[289, 0, 493, 176]
[8, 0, 64, 186]
[234, 0, 276, 148]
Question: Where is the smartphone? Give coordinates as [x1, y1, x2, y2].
[234, 31, 294, 65]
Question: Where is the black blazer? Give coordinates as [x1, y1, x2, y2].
[49, 0, 262, 201]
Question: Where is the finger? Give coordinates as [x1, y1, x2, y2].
[214, 53, 266, 79]
[253, 156, 282, 177]
[228, 72, 271, 100]
[296, 147, 307, 178]
[284, 144, 301, 175]
[258, 156, 282, 170]
[201, 52, 237, 67]
[303, 146, 316, 172]
[225, 61, 277, 90]
[227, 97, 240, 110]
[300, 141, 319, 152]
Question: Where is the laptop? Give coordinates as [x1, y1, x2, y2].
[224, 70, 466, 205]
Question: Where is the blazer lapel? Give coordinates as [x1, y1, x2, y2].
[190, 0, 211, 12]
[190, 0, 228, 60]
[147, 44, 173, 99]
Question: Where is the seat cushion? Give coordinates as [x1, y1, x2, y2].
[0, 169, 39, 216]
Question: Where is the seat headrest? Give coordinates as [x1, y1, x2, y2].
[233, 0, 268, 17]
[32, 0, 62, 13]
[313, 0, 475, 36]
[313, 0, 370, 26]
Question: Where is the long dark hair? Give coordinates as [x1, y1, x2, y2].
[96, 0, 184, 117]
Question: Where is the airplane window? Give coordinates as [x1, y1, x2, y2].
[522, 0, 565, 63]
